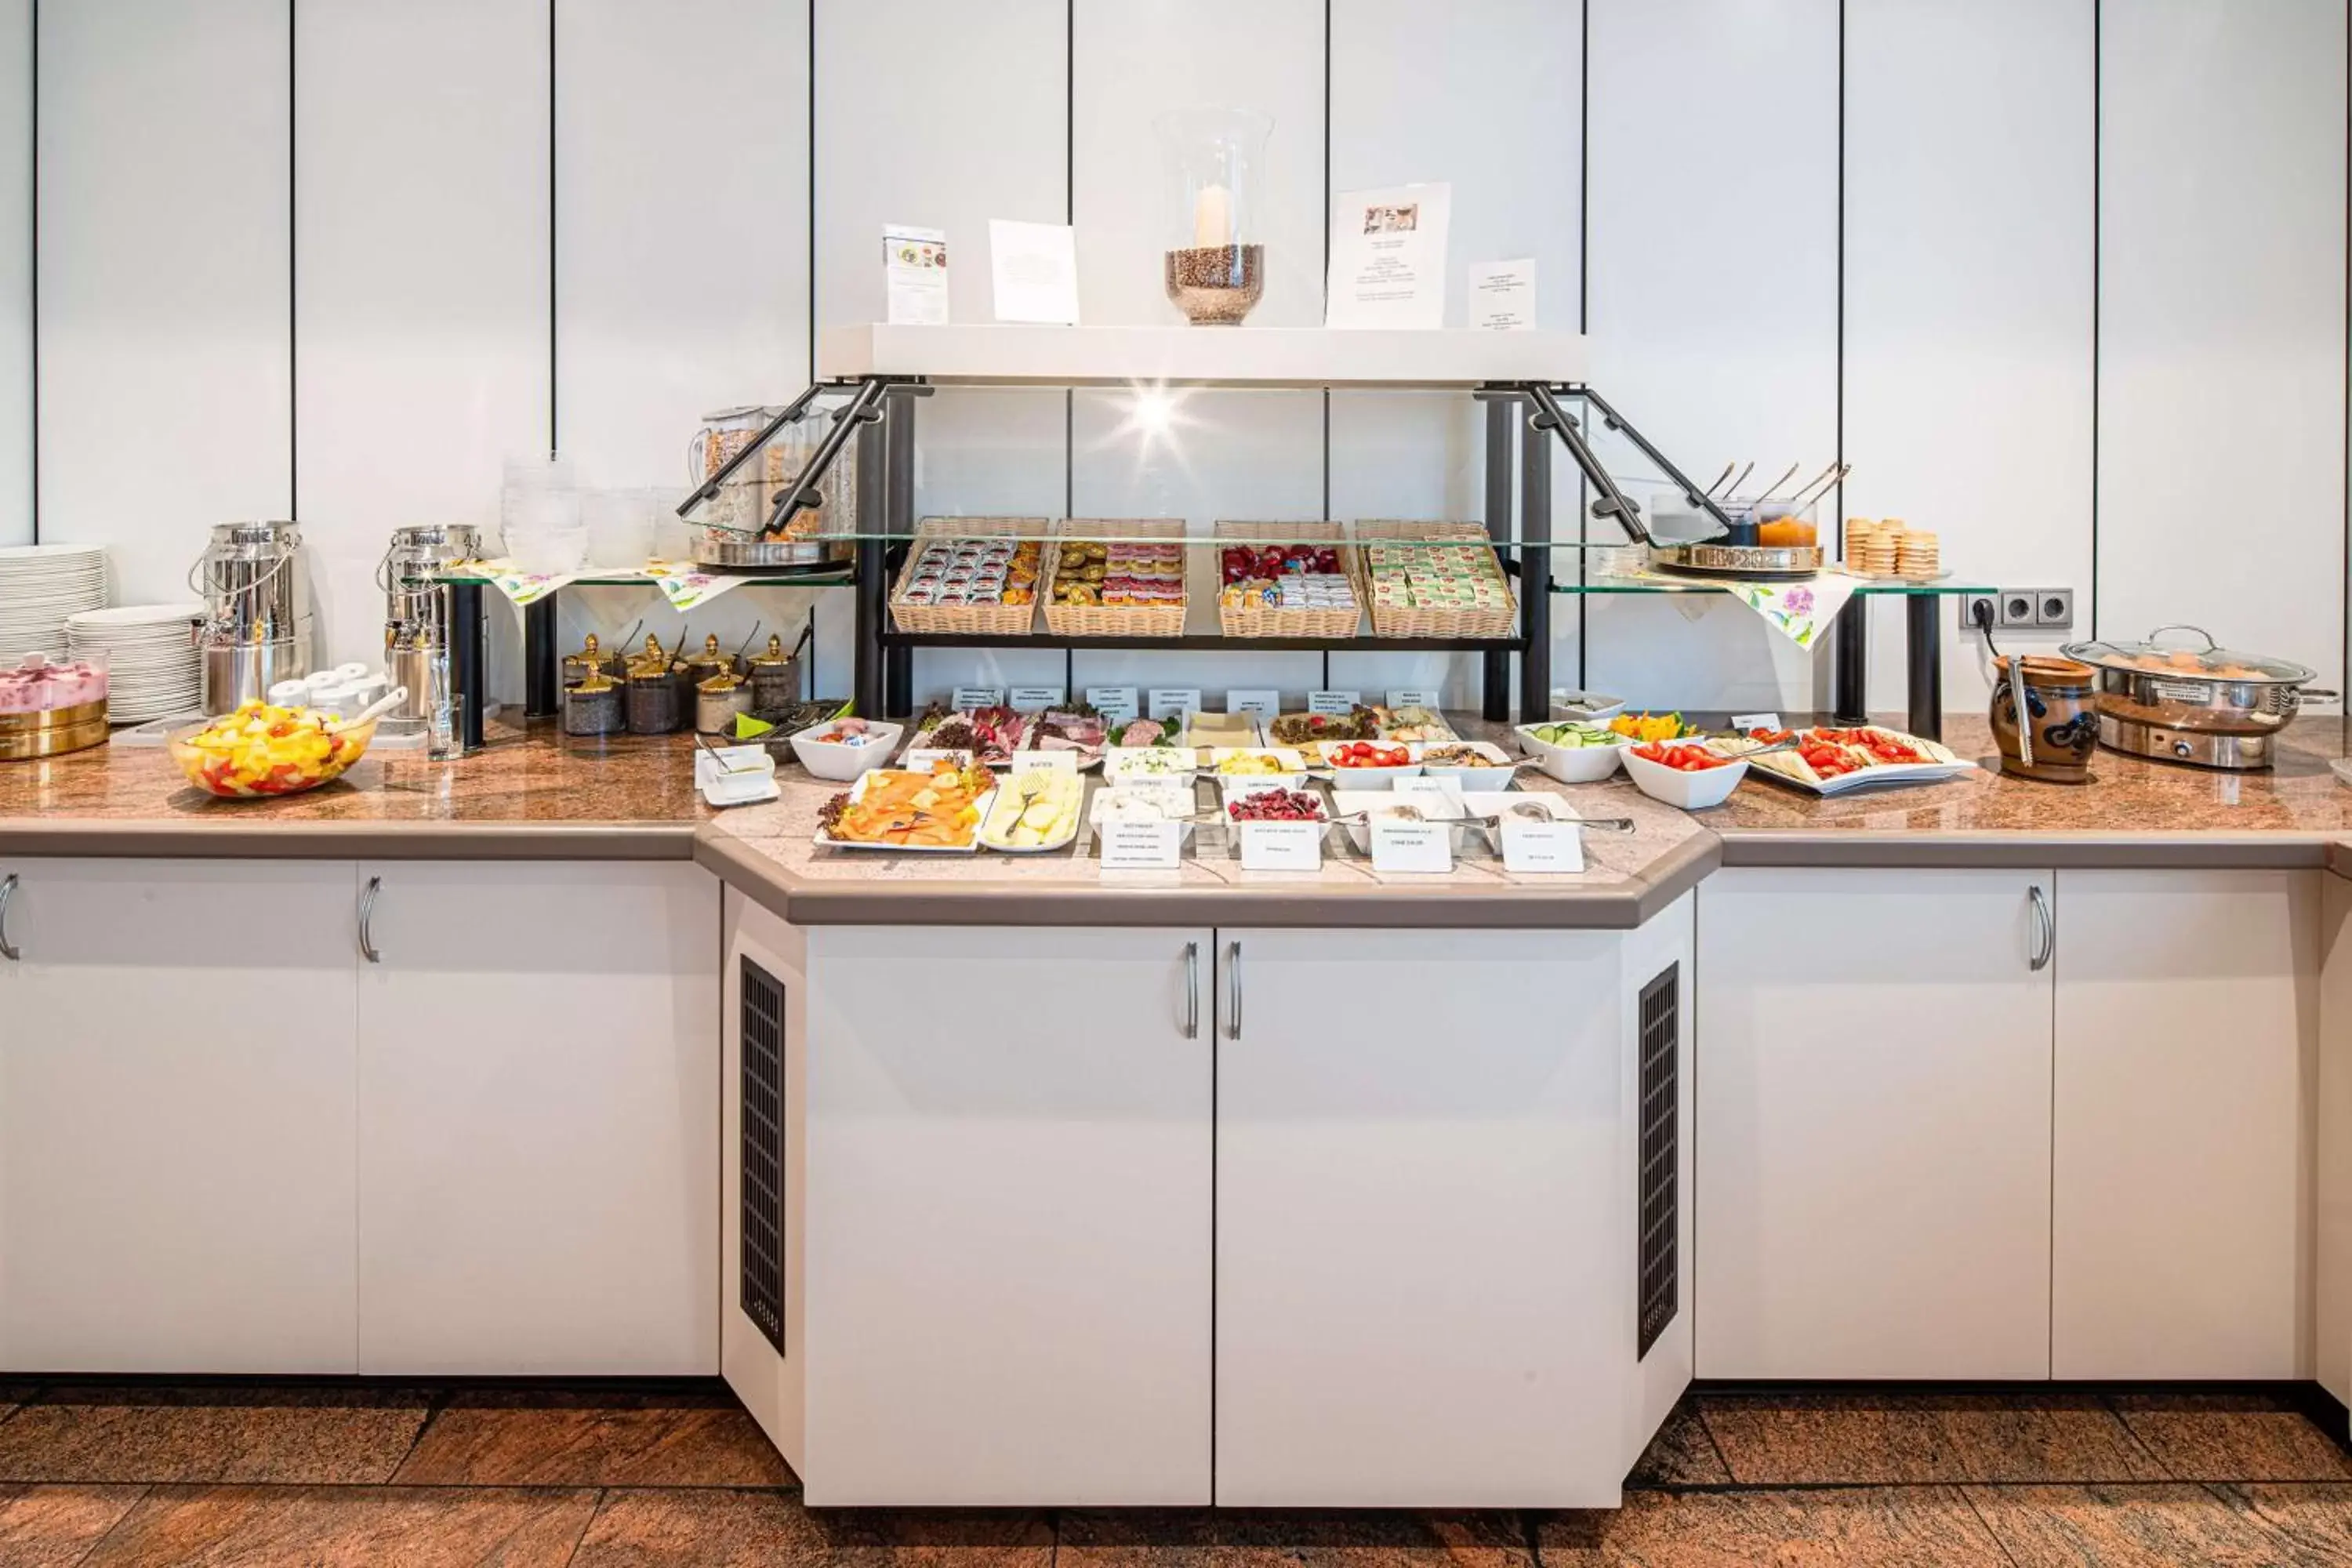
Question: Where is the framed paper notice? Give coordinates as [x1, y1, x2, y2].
[1326, 183, 1452, 330]
[884, 224, 949, 325]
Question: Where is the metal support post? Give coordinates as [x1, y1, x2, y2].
[524, 594, 559, 719]
[883, 384, 918, 719]
[852, 408, 891, 720]
[449, 583, 487, 753]
[1482, 395, 1515, 721]
[1905, 594, 1944, 742]
[1832, 597, 1870, 725]
[1519, 407, 1553, 724]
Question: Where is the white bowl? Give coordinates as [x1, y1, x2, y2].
[788, 718, 904, 781]
[1549, 688, 1626, 721]
[1515, 722, 1629, 784]
[1620, 746, 1748, 810]
[1414, 740, 1519, 790]
[1333, 786, 1465, 855]
[1314, 739, 1420, 786]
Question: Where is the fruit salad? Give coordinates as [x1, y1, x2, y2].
[170, 700, 372, 799]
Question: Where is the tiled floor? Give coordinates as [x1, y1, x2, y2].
[0, 1382, 2346, 1565]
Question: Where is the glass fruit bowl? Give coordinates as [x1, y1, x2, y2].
[168, 702, 378, 799]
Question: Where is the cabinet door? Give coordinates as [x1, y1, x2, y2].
[0, 858, 360, 1372]
[355, 860, 720, 1375]
[803, 926, 1213, 1506]
[2054, 869, 2317, 1378]
[1696, 867, 2054, 1380]
[1215, 927, 1629, 1508]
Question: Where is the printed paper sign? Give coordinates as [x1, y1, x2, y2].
[1240, 820, 1322, 872]
[951, 686, 1004, 710]
[1386, 688, 1442, 709]
[1501, 819, 1584, 874]
[1100, 820, 1182, 871]
[1469, 258, 1535, 332]
[1149, 688, 1203, 721]
[1009, 685, 1066, 710]
[1227, 689, 1281, 717]
[1327, 183, 1452, 330]
[1088, 687, 1139, 724]
[1731, 712, 1784, 733]
[1370, 820, 1452, 873]
[1307, 689, 1363, 716]
[989, 219, 1081, 325]
[1008, 750, 1079, 775]
[884, 224, 950, 325]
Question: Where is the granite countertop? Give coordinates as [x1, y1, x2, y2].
[4, 713, 2350, 924]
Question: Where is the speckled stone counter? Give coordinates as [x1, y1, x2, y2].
[5, 712, 2350, 922]
[1715, 715, 2352, 869]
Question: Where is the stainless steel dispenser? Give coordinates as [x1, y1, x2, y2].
[192, 521, 313, 716]
[378, 524, 481, 728]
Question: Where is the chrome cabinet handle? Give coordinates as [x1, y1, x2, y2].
[1225, 941, 1242, 1040]
[358, 876, 383, 964]
[2028, 884, 2054, 971]
[1183, 942, 1200, 1040]
[0, 873, 17, 961]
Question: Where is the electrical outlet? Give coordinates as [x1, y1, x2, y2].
[1958, 593, 2001, 633]
[2034, 588, 2074, 629]
[1999, 590, 2039, 627]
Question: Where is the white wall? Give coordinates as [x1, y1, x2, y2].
[5, 0, 2347, 712]
[37, 0, 290, 599]
[0, 0, 26, 546]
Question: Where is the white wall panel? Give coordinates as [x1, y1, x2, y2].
[296, 0, 549, 671]
[1584, 0, 1838, 712]
[556, 0, 806, 495]
[37, 0, 289, 598]
[550, 0, 812, 692]
[1328, 0, 1580, 709]
[0, 0, 27, 545]
[1847, 0, 2095, 716]
[2100, 0, 2346, 689]
[820, 0, 1067, 701]
[1069, 0, 1326, 699]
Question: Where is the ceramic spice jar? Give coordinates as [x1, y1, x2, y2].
[561, 662, 624, 737]
[1991, 655, 2099, 784]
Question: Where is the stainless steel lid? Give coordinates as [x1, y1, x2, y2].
[2061, 625, 2316, 686]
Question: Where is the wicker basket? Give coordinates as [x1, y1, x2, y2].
[1040, 520, 1190, 637]
[887, 517, 1050, 636]
[1212, 521, 1364, 638]
[1355, 520, 1518, 639]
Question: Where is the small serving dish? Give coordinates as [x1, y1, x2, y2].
[1333, 786, 1468, 855]
[1621, 744, 1748, 810]
[1210, 746, 1308, 786]
[1313, 739, 1421, 785]
[1549, 688, 1626, 722]
[1414, 739, 1516, 789]
[1514, 721, 1629, 783]
[787, 717, 903, 781]
[1102, 746, 1203, 782]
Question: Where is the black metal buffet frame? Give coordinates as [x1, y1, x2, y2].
[454, 374, 1950, 746]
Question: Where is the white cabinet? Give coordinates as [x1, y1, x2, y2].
[1214, 927, 1635, 1508]
[1697, 867, 2056, 1381]
[354, 860, 720, 1375]
[0, 858, 361, 1372]
[2053, 869, 2318, 1379]
[800, 925, 1213, 1506]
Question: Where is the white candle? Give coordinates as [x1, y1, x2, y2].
[1191, 182, 1234, 249]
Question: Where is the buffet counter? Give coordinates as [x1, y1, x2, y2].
[5, 713, 2352, 1509]
[2, 713, 2347, 910]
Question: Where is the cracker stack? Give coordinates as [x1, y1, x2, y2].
[1864, 519, 1904, 577]
[1896, 529, 1940, 579]
[1842, 518, 1877, 571]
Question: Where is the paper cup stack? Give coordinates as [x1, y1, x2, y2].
[66, 603, 205, 722]
[0, 545, 108, 659]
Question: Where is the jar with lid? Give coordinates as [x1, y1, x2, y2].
[746, 634, 800, 717]
[562, 663, 625, 738]
[623, 636, 684, 735]
[562, 632, 625, 688]
[681, 633, 742, 687]
[695, 670, 754, 736]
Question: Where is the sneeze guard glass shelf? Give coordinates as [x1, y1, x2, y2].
[1559, 574, 1994, 597]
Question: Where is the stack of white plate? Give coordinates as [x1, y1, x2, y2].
[0, 545, 109, 661]
[66, 603, 204, 723]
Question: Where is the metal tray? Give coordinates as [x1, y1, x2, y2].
[1648, 543, 1823, 579]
